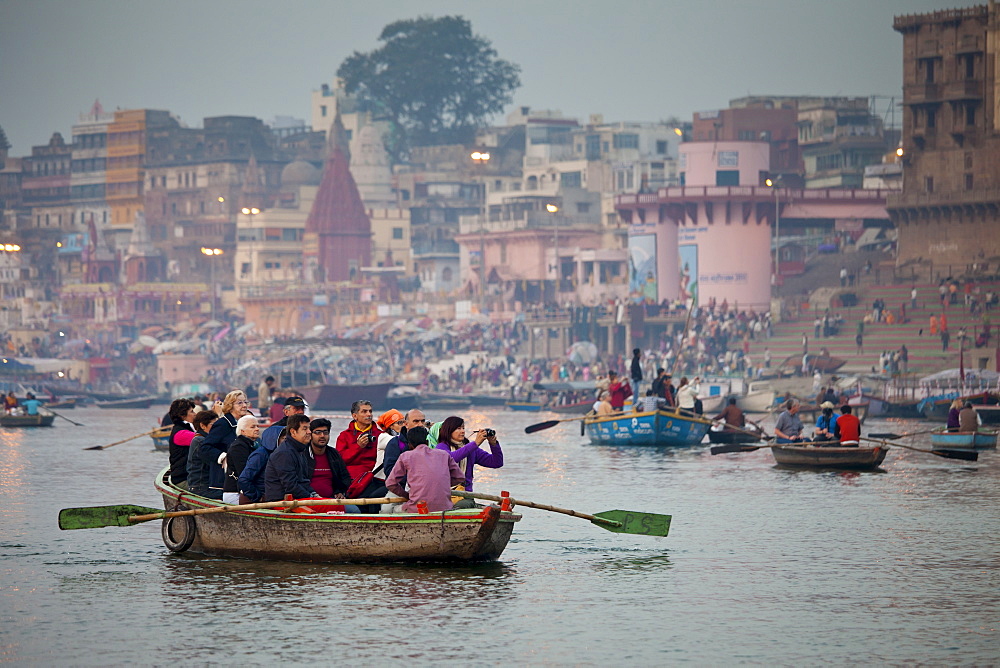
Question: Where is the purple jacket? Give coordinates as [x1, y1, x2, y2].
[436, 439, 503, 492]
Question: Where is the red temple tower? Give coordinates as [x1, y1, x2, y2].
[303, 115, 372, 283]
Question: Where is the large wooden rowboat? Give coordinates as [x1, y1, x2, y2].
[771, 444, 888, 470]
[96, 395, 158, 409]
[929, 429, 998, 450]
[0, 413, 56, 427]
[154, 470, 521, 563]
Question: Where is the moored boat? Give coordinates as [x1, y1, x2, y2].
[96, 395, 158, 409]
[770, 443, 888, 470]
[300, 382, 393, 412]
[549, 400, 592, 415]
[928, 428, 998, 450]
[0, 412, 56, 427]
[735, 381, 777, 413]
[44, 398, 77, 409]
[154, 470, 521, 563]
[976, 405, 1000, 425]
[585, 408, 712, 446]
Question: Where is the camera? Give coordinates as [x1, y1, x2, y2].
[484, 428, 496, 439]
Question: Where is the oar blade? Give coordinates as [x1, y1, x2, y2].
[932, 449, 978, 462]
[524, 420, 560, 434]
[592, 510, 671, 537]
[867, 432, 903, 440]
[58, 505, 161, 530]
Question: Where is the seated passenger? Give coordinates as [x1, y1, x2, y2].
[435, 415, 503, 497]
[240, 396, 307, 503]
[386, 426, 465, 513]
[774, 401, 806, 443]
[594, 392, 614, 415]
[263, 414, 319, 503]
[813, 402, 840, 443]
[187, 410, 221, 498]
[222, 415, 261, 504]
[713, 397, 745, 432]
[22, 392, 42, 416]
[166, 398, 197, 489]
[835, 404, 860, 446]
[306, 418, 358, 513]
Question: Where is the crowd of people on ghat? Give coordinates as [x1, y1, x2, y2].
[164, 390, 505, 515]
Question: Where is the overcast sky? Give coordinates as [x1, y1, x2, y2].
[0, 0, 954, 155]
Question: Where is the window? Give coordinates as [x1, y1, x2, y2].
[585, 135, 600, 160]
[716, 170, 739, 186]
[924, 58, 935, 83]
[656, 140, 668, 154]
[965, 174, 973, 190]
[576, 202, 591, 214]
[500, 242, 507, 264]
[561, 171, 582, 188]
[320, 105, 327, 117]
[613, 134, 638, 149]
[966, 104, 976, 126]
[925, 176, 934, 193]
[392, 227, 403, 240]
[926, 109, 936, 128]
[738, 130, 755, 141]
[602, 142, 609, 153]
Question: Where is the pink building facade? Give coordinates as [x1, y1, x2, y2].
[617, 141, 893, 312]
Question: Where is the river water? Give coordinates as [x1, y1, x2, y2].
[0, 406, 996, 665]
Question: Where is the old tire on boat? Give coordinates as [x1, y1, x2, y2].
[161, 515, 196, 552]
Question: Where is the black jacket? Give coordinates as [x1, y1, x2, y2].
[168, 421, 194, 484]
[223, 434, 256, 494]
[306, 446, 352, 495]
[631, 356, 643, 381]
[263, 435, 314, 502]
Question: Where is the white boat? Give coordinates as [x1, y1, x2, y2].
[735, 381, 777, 413]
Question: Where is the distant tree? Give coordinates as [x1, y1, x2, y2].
[337, 15, 521, 157]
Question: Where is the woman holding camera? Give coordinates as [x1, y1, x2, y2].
[435, 415, 504, 502]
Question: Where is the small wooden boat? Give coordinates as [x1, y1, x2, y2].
[928, 429, 998, 450]
[96, 395, 158, 410]
[585, 408, 712, 446]
[0, 413, 56, 427]
[44, 398, 77, 409]
[770, 443, 888, 470]
[735, 381, 777, 413]
[151, 426, 171, 451]
[707, 427, 765, 445]
[154, 470, 521, 562]
[975, 405, 1000, 425]
[507, 401, 545, 412]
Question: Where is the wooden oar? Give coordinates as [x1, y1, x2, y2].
[47, 408, 84, 427]
[867, 429, 941, 440]
[858, 436, 978, 462]
[58, 496, 406, 529]
[524, 414, 592, 434]
[452, 490, 670, 537]
[84, 428, 160, 451]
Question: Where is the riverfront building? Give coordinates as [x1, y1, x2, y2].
[889, 3, 1000, 272]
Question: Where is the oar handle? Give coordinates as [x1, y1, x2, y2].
[128, 496, 408, 523]
[88, 429, 160, 450]
[451, 490, 620, 528]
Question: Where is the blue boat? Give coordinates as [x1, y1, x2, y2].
[584, 409, 712, 446]
[929, 428, 998, 450]
[506, 401, 545, 412]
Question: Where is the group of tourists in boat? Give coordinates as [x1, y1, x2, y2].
[771, 400, 862, 446]
[165, 389, 504, 515]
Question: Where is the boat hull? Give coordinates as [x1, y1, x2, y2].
[0, 413, 55, 427]
[96, 396, 158, 409]
[974, 406, 1000, 425]
[585, 409, 712, 446]
[507, 402, 544, 412]
[929, 429, 998, 450]
[771, 444, 888, 470]
[155, 472, 521, 563]
[299, 383, 393, 412]
[707, 429, 763, 444]
[549, 401, 592, 415]
[736, 390, 776, 413]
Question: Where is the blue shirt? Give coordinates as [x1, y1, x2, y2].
[22, 399, 41, 415]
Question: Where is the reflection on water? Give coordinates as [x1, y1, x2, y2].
[0, 408, 996, 664]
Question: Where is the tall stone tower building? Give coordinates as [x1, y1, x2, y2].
[303, 115, 373, 283]
[889, 3, 1000, 271]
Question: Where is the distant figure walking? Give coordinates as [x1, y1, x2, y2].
[855, 332, 864, 355]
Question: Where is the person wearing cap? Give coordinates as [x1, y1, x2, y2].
[813, 401, 840, 443]
[375, 408, 406, 482]
[386, 426, 465, 513]
[238, 395, 307, 503]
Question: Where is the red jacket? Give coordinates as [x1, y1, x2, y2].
[609, 379, 632, 410]
[836, 414, 861, 443]
[335, 421, 383, 479]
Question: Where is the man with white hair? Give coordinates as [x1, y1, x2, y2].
[222, 415, 261, 504]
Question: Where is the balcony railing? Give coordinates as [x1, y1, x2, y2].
[903, 82, 942, 104]
[944, 79, 982, 100]
[458, 211, 600, 235]
[411, 239, 460, 256]
[888, 187, 1000, 208]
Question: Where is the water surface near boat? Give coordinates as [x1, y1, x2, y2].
[1, 406, 997, 664]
